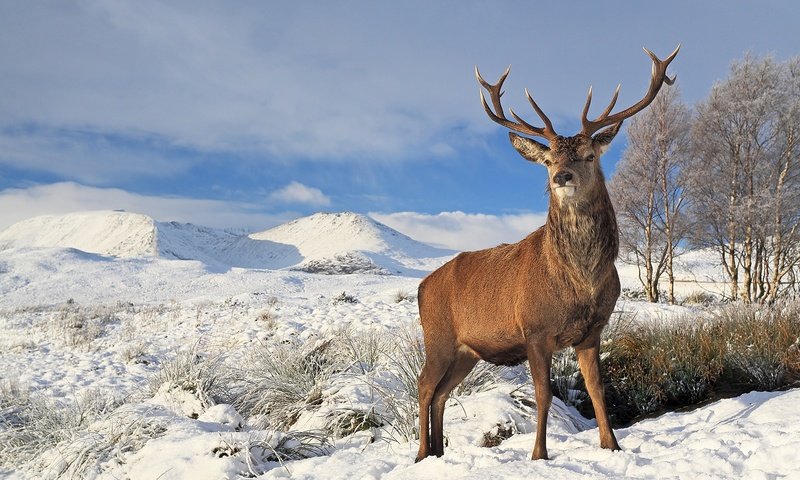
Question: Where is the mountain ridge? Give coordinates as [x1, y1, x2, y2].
[0, 210, 454, 276]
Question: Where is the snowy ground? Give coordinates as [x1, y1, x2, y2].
[1, 211, 797, 479]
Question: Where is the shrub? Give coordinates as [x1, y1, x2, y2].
[235, 430, 332, 476]
[40, 405, 168, 479]
[324, 408, 383, 438]
[712, 302, 800, 389]
[332, 326, 391, 374]
[600, 301, 800, 424]
[332, 292, 358, 305]
[603, 318, 724, 423]
[454, 361, 507, 397]
[480, 422, 517, 448]
[681, 290, 719, 306]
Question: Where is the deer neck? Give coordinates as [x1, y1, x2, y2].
[544, 182, 619, 285]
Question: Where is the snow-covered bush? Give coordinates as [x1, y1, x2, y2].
[681, 290, 719, 306]
[228, 339, 340, 431]
[36, 405, 169, 479]
[372, 322, 425, 441]
[332, 292, 359, 305]
[393, 290, 416, 303]
[149, 346, 227, 418]
[324, 407, 383, 438]
[225, 430, 332, 476]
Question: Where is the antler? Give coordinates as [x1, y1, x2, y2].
[475, 65, 559, 142]
[580, 45, 681, 136]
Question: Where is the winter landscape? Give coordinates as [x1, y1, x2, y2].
[0, 210, 798, 479]
[3, 3, 800, 479]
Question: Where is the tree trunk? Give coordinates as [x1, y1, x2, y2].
[743, 224, 753, 304]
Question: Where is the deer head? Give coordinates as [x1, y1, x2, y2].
[476, 46, 680, 207]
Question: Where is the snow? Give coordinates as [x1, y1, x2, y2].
[0, 211, 160, 258]
[262, 389, 800, 480]
[251, 212, 455, 275]
[0, 210, 454, 276]
[0, 210, 797, 479]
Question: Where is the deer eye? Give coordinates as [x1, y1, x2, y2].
[586, 153, 596, 162]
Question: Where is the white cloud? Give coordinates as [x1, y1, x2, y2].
[267, 182, 331, 207]
[3, 0, 774, 175]
[0, 182, 288, 232]
[370, 211, 547, 252]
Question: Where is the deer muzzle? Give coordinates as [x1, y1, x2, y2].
[553, 171, 577, 198]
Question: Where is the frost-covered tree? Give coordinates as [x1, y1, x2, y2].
[610, 86, 691, 303]
[764, 57, 800, 302]
[688, 54, 800, 302]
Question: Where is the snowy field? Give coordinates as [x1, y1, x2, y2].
[0, 211, 797, 479]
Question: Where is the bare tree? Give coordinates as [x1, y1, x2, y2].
[688, 54, 800, 302]
[765, 57, 800, 302]
[610, 85, 691, 303]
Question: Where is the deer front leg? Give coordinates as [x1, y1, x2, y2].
[575, 340, 620, 451]
[527, 343, 553, 460]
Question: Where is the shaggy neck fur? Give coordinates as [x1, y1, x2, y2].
[545, 177, 619, 288]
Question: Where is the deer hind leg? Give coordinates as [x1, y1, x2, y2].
[575, 339, 621, 451]
[527, 343, 553, 460]
[429, 350, 479, 457]
[416, 354, 449, 462]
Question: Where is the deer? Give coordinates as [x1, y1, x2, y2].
[415, 46, 679, 462]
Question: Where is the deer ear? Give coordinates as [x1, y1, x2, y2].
[592, 122, 622, 155]
[509, 132, 550, 164]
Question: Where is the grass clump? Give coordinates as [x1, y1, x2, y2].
[324, 408, 383, 438]
[392, 291, 416, 303]
[681, 290, 719, 306]
[229, 339, 340, 431]
[0, 381, 122, 472]
[332, 292, 359, 305]
[228, 430, 332, 476]
[51, 300, 118, 349]
[551, 349, 589, 409]
[149, 346, 227, 417]
[601, 301, 800, 424]
[712, 302, 800, 390]
[368, 322, 425, 442]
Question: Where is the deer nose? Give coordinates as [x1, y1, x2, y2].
[553, 171, 573, 186]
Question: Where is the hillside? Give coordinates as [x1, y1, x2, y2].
[251, 212, 454, 275]
[0, 211, 160, 258]
[0, 210, 454, 276]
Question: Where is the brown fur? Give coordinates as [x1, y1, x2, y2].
[418, 48, 679, 462]
[415, 131, 623, 462]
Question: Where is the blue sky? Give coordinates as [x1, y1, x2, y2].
[1, 1, 799, 249]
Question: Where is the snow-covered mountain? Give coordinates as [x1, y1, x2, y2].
[251, 212, 454, 275]
[0, 210, 455, 276]
[0, 211, 162, 258]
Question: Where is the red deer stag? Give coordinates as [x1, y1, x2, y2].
[416, 46, 679, 462]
